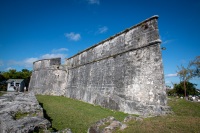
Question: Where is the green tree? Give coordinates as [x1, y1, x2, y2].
[0, 74, 5, 82]
[177, 65, 192, 97]
[190, 56, 200, 78]
[1, 69, 32, 91]
[21, 69, 32, 78]
[174, 81, 198, 96]
[177, 56, 200, 97]
[21, 69, 32, 89]
[0, 73, 7, 91]
[2, 69, 32, 79]
[167, 87, 177, 96]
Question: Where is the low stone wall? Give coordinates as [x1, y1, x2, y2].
[0, 92, 51, 132]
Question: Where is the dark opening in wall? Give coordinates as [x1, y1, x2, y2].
[142, 23, 149, 30]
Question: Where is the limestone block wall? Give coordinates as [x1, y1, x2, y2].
[29, 58, 68, 96]
[65, 16, 166, 115]
[33, 58, 61, 70]
[29, 16, 167, 116]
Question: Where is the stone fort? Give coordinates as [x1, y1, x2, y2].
[29, 16, 168, 116]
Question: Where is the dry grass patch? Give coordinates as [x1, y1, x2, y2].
[117, 116, 200, 133]
[116, 97, 200, 133]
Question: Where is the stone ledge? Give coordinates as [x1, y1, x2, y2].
[0, 92, 51, 132]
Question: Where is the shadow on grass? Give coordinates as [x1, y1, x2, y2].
[39, 102, 58, 132]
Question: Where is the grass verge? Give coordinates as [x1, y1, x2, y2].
[0, 91, 5, 96]
[37, 95, 200, 133]
[115, 97, 200, 133]
[14, 112, 29, 120]
[36, 95, 128, 133]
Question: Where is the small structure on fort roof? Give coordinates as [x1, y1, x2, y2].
[29, 15, 170, 116]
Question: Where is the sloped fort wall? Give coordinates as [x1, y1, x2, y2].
[29, 16, 167, 115]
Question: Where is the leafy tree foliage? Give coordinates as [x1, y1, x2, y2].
[190, 56, 200, 78]
[177, 55, 200, 97]
[0, 74, 6, 82]
[0, 74, 6, 91]
[1, 69, 31, 79]
[177, 65, 193, 97]
[168, 81, 199, 96]
[0, 69, 32, 91]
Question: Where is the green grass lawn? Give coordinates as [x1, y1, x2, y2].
[37, 95, 200, 133]
[36, 95, 128, 132]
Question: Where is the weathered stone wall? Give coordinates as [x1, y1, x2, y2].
[29, 16, 167, 116]
[0, 92, 51, 132]
[29, 58, 68, 96]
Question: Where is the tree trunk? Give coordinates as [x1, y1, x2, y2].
[184, 80, 187, 98]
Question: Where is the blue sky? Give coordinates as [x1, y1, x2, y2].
[0, 0, 199, 88]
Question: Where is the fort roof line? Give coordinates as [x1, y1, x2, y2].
[33, 57, 61, 64]
[66, 15, 159, 60]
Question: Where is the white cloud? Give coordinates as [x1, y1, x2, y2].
[0, 60, 3, 66]
[165, 80, 171, 84]
[41, 53, 67, 59]
[1, 48, 68, 70]
[165, 73, 178, 77]
[7, 60, 21, 66]
[180, 59, 187, 64]
[41, 48, 68, 60]
[64, 32, 81, 41]
[97, 26, 108, 34]
[162, 39, 173, 44]
[24, 58, 39, 67]
[23, 52, 67, 68]
[52, 48, 68, 53]
[88, 0, 100, 4]
[6, 67, 13, 71]
[5, 58, 37, 68]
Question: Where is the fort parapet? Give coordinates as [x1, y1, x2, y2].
[29, 16, 168, 116]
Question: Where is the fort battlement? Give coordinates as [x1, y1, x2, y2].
[33, 58, 61, 70]
[29, 16, 168, 116]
